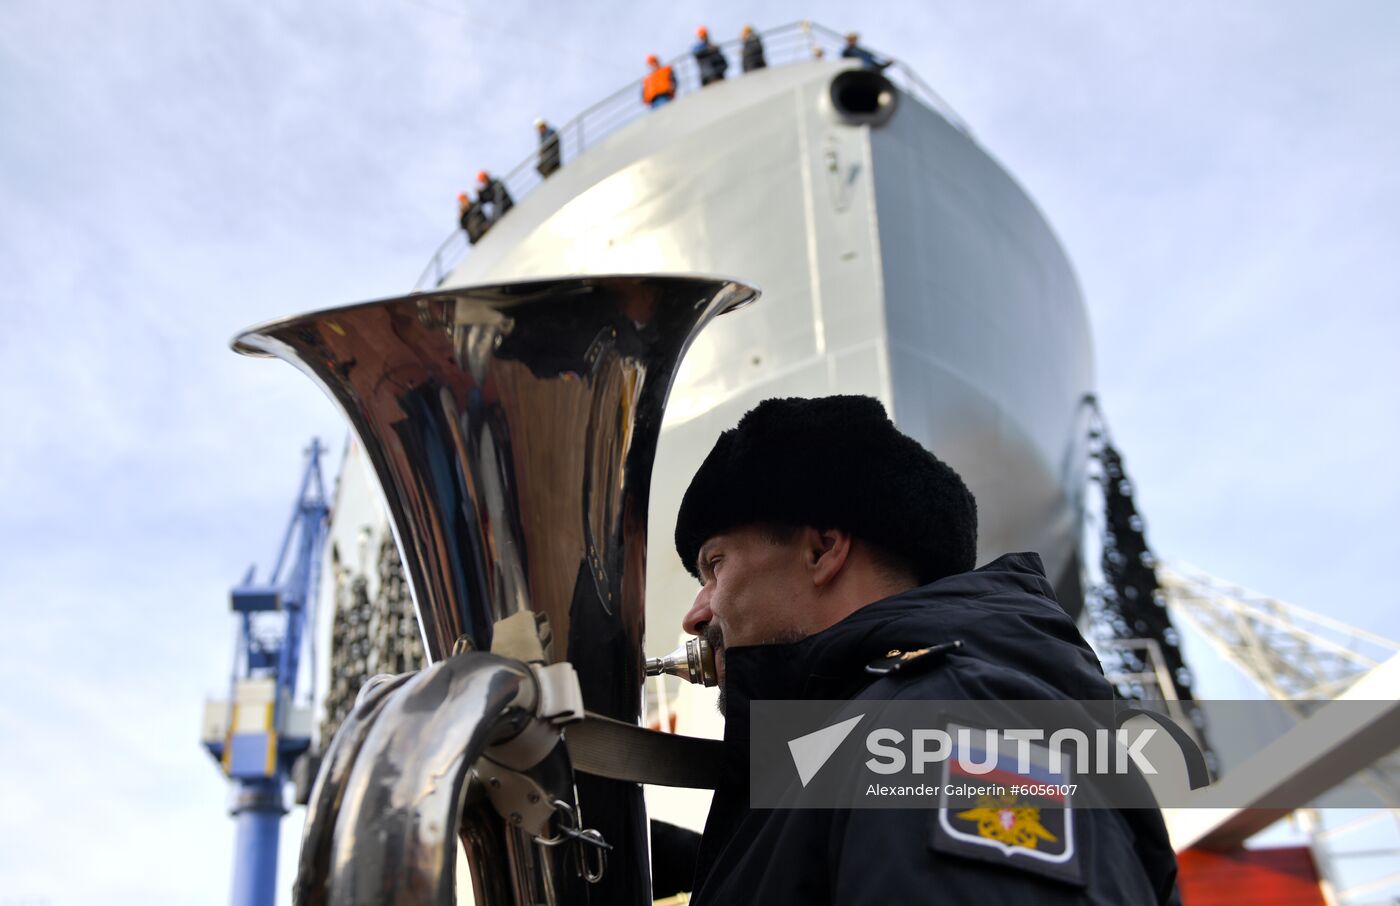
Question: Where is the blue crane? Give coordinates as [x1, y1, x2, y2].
[201, 440, 330, 906]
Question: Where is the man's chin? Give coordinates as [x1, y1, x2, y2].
[702, 624, 727, 715]
[715, 650, 727, 716]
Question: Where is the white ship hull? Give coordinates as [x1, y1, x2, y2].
[443, 60, 1094, 651]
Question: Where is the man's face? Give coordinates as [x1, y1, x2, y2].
[681, 525, 810, 686]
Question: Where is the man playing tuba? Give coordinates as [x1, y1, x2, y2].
[672, 395, 1180, 904]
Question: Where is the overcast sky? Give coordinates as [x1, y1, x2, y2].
[2, 1, 1397, 903]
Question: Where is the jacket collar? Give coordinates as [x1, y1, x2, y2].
[718, 552, 1077, 734]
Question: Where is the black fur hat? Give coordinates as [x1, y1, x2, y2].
[674, 395, 978, 585]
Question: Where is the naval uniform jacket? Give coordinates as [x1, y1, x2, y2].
[689, 552, 1181, 905]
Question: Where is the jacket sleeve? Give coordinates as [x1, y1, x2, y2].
[826, 656, 1178, 904]
[829, 805, 1170, 905]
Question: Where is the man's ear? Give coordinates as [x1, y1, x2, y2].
[804, 527, 851, 588]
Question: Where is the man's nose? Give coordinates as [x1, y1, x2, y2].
[682, 586, 713, 637]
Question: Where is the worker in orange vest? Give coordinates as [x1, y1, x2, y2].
[642, 54, 676, 108]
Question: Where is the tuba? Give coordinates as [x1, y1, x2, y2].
[234, 274, 756, 905]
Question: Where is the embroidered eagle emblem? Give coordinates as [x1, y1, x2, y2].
[956, 794, 1059, 850]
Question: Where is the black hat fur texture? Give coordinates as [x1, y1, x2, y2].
[674, 395, 978, 586]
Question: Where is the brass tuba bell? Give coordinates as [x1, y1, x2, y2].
[234, 275, 756, 905]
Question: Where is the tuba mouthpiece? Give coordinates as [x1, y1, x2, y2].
[644, 637, 718, 687]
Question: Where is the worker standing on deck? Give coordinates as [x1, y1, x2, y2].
[457, 191, 488, 245]
[740, 25, 766, 72]
[476, 170, 513, 224]
[534, 118, 560, 178]
[642, 54, 676, 108]
[841, 31, 892, 70]
[692, 27, 728, 86]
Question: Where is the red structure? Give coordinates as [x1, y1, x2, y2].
[1178, 847, 1326, 905]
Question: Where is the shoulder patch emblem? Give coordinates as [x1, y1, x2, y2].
[928, 720, 1084, 887]
[955, 796, 1060, 849]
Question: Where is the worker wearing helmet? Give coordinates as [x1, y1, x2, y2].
[692, 26, 728, 86]
[642, 54, 676, 108]
[841, 31, 891, 71]
[534, 118, 560, 178]
[456, 190, 488, 244]
[475, 170, 514, 225]
[740, 25, 766, 73]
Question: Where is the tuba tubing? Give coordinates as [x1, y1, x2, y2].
[324, 654, 536, 905]
[295, 671, 417, 906]
[235, 275, 758, 905]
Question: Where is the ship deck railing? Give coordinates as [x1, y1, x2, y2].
[414, 20, 970, 291]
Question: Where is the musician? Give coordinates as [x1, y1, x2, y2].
[672, 395, 1180, 904]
